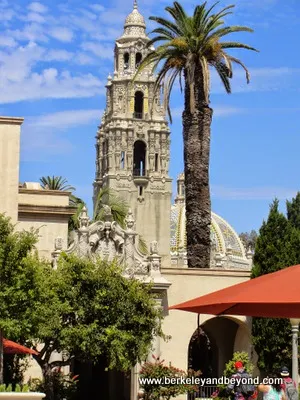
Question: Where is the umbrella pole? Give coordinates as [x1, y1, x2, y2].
[0, 329, 3, 384]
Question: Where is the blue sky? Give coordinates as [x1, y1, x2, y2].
[1, 0, 300, 235]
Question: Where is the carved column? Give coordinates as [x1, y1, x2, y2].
[51, 237, 63, 269]
[124, 210, 137, 276]
[148, 241, 162, 280]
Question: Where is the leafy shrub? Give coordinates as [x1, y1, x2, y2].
[0, 383, 29, 392]
[139, 355, 201, 400]
[212, 352, 255, 400]
[28, 372, 78, 400]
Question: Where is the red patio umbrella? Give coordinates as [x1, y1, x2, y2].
[3, 339, 38, 355]
[169, 264, 300, 318]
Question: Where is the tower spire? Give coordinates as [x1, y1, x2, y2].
[133, 0, 137, 9]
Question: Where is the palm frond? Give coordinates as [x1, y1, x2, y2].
[220, 41, 259, 51]
[93, 187, 129, 228]
[214, 61, 231, 93]
[208, 26, 254, 41]
[138, 235, 149, 255]
[39, 176, 75, 191]
[135, 1, 257, 116]
[68, 201, 86, 232]
[149, 16, 182, 36]
[228, 55, 251, 83]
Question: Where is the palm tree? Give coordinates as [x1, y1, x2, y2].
[40, 176, 83, 233]
[136, 1, 258, 267]
[40, 176, 148, 254]
[68, 194, 86, 232]
[40, 176, 75, 191]
[93, 187, 129, 228]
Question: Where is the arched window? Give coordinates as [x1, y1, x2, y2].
[124, 52, 129, 70]
[134, 91, 143, 119]
[133, 141, 146, 176]
[135, 52, 142, 68]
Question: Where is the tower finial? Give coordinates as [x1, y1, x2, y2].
[133, 0, 137, 9]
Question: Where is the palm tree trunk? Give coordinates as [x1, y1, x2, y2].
[182, 67, 213, 268]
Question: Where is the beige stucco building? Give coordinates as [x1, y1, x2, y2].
[0, 3, 257, 400]
[0, 116, 75, 259]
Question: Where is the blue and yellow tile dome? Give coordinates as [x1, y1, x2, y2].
[171, 173, 250, 267]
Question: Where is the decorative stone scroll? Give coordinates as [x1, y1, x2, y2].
[51, 206, 170, 285]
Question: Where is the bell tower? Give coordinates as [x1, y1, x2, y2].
[93, 1, 172, 265]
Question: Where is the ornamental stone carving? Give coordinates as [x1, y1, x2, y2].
[51, 206, 170, 287]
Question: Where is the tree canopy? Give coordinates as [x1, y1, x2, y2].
[0, 213, 163, 398]
[251, 197, 300, 373]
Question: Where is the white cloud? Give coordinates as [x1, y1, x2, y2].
[211, 185, 298, 200]
[0, 36, 17, 47]
[7, 24, 49, 43]
[45, 49, 74, 62]
[0, 41, 105, 103]
[20, 109, 103, 160]
[28, 109, 102, 129]
[26, 12, 46, 23]
[81, 42, 113, 59]
[49, 27, 74, 42]
[210, 67, 300, 93]
[89, 4, 105, 13]
[75, 53, 96, 65]
[27, 2, 48, 14]
[0, 8, 15, 21]
[0, 72, 104, 103]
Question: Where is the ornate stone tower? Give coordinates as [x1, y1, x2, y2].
[93, 1, 172, 265]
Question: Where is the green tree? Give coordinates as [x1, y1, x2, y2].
[239, 230, 258, 251]
[32, 254, 163, 400]
[39, 175, 85, 234]
[214, 352, 254, 399]
[136, 1, 257, 267]
[0, 214, 44, 384]
[251, 199, 295, 373]
[287, 192, 300, 230]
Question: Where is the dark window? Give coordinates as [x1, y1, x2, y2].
[135, 52, 142, 68]
[120, 151, 125, 169]
[124, 52, 129, 69]
[154, 153, 159, 171]
[134, 91, 143, 119]
[139, 186, 143, 196]
[133, 140, 146, 176]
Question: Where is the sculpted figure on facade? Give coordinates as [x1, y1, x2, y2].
[51, 206, 169, 284]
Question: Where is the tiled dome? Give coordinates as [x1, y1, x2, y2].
[170, 205, 245, 258]
[124, 4, 146, 28]
[119, 1, 147, 39]
[170, 173, 252, 269]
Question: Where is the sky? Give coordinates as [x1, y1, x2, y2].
[1, 0, 300, 235]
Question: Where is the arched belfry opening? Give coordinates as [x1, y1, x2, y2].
[124, 52, 129, 69]
[134, 91, 143, 119]
[133, 140, 146, 176]
[135, 52, 142, 68]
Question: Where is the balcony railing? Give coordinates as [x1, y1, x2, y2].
[188, 385, 217, 400]
[133, 112, 143, 119]
[133, 168, 145, 177]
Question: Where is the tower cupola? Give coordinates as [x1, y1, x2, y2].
[120, 0, 146, 39]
